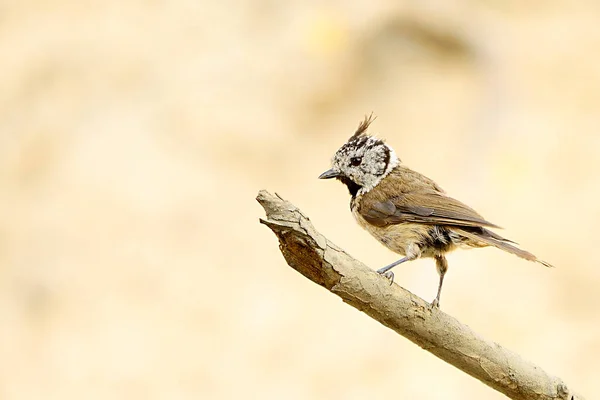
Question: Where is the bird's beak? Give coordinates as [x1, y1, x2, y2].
[318, 168, 341, 179]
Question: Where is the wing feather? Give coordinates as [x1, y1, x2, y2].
[362, 194, 499, 228]
[359, 167, 500, 229]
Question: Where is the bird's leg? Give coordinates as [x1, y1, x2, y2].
[376, 257, 409, 280]
[431, 255, 448, 308]
[377, 243, 421, 284]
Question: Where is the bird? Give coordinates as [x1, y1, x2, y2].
[318, 114, 553, 308]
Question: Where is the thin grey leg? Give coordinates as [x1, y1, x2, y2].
[376, 257, 409, 274]
[376, 244, 421, 284]
[431, 255, 448, 308]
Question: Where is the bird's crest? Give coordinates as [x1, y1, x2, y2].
[349, 113, 377, 141]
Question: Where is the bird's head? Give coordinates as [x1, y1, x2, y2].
[319, 114, 399, 196]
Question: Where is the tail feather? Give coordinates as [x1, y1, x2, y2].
[454, 228, 554, 268]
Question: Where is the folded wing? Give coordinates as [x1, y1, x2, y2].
[360, 191, 500, 229]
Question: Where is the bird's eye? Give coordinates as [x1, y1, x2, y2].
[350, 156, 362, 166]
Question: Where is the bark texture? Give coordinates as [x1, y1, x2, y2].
[257, 190, 584, 400]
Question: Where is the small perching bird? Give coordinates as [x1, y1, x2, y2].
[319, 114, 553, 307]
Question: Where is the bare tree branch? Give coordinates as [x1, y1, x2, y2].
[257, 190, 584, 400]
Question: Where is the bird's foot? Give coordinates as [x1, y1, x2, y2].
[430, 298, 440, 309]
[377, 269, 394, 285]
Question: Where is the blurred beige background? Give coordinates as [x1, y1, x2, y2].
[1, 1, 599, 399]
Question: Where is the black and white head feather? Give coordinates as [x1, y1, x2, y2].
[329, 114, 399, 196]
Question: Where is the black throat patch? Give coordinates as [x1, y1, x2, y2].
[337, 176, 362, 198]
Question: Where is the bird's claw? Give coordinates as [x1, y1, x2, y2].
[430, 298, 440, 309]
[378, 270, 394, 285]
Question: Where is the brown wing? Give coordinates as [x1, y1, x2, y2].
[361, 192, 500, 228]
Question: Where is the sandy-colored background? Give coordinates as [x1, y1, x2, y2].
[1, 1, 599, 399]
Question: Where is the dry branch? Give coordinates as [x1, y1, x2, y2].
[257, 190, 584, 400]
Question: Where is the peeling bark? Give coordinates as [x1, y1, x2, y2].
[257, 190, 584, 400]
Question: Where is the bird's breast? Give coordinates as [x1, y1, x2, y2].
[351, 204, 431, 256]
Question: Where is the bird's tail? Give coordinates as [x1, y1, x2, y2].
[453, 228, 554, 268]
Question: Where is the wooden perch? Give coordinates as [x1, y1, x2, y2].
[257, 190, 584, 400]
